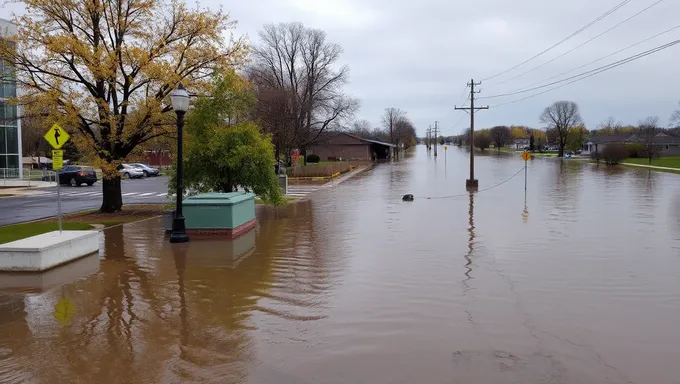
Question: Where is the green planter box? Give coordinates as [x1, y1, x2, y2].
[183, 192, 256, 230]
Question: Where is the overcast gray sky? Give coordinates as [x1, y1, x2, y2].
[3, 0, 680, 136]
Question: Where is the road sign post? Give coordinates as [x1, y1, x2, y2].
[52, 150, 64, 233]
[444, 145, 448, 164]
[44, 125, 70, 234]
[521, 151, 531, 200]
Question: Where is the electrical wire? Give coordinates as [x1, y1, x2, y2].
[490, 39, 680, 107]
[424, 165, 527, 200]
[480, 38, 680, 100]
[513, 22, 680, 91]
[482, 0, 633, 82]
[493, 0, 665, 86]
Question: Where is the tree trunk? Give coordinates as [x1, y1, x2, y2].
[100, 177, 123, 213]
[558, 144, 565, 158]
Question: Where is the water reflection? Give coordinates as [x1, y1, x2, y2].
[2, 147, 680, 383]
[464, 192, 475, 287]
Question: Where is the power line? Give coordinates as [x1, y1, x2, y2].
[490, 38, 680, 107]
[480, 38, 680, 100]
[515, 22, 680, 91]
[482, 0, 633, 82]
[493, 0, 666, 86]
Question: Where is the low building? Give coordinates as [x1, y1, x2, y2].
[582, 133, 680, 156]
[509, 138, 530, 149]
[22, 156, 52, 169]
[307, 132, 396, 161]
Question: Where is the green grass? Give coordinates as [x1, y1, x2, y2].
[255, 196, 297, 205]
[0, 222, 93, 245]
[620, 164, 680, 175]
[0, 194, 14, 198]
[623, 157, 680, 169]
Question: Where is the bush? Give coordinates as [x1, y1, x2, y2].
[590, 151, 602, 163]
[291, 162, 350, 177]
[625, 143, 645, 158]
[602, 144, 628, 165]
[306, 154, 320, 163]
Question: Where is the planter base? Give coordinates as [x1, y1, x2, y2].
[185, 218, 256, 239]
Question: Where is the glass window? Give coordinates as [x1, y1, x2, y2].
[5, 127, 17, 153]
[7, 154, 18, 169]
[0, 102, 5, 125]
[4, 105, 16, 126]
[0, 127, 5, 154]
[0, 155, 6, 169]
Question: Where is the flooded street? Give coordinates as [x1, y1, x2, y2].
[2, 146, 680, 383]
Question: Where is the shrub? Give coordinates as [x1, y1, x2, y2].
[291, 162, 350, 177]
[602, 144, 628, 165]
[625, 143, 645, 158]
[306, 154, 320, 163]
[590, 151, 602, 163]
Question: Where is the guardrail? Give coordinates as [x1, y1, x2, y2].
[0, 168, 58, 187]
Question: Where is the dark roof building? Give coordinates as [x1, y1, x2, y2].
[307, 132, 396, 161]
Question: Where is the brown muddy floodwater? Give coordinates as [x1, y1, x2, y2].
[2, 146, 680, 383]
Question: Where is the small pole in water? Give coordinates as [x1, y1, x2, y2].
[57, 176, 62, 234]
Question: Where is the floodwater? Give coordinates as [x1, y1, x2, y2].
[2, 146, 680, 384]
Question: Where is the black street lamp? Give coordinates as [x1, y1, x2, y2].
[169, 83, 190, 243]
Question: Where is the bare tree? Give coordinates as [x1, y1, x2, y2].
[639, 116, 663, 165]
[539, 101, 583, 157]
[597, 116, 623, 134]
[670, 101, 680, 129]
[381, 108, 405, 144]
[249, 22, 358, 161]
[489, 126, 511, 151]
[394, 117, 417, 149]
[20, 114, 51, 161]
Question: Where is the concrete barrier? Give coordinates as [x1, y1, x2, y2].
[0, 230, 100, 271]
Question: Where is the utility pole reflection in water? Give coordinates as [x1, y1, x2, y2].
[464, 192, 475, 290]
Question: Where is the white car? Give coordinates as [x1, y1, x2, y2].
[118, 164, 145, 179]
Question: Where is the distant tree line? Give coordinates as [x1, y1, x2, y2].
[447, 100, 680, 158]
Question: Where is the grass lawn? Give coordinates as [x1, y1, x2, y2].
[0, 204, 166, 245]
[623, 157, 680, 169]
[255, 197, 297, 205]
[0, 194, 14, 198]
[0, 222, 93, 245]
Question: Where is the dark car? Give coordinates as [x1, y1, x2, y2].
[58, 165, 98, 187]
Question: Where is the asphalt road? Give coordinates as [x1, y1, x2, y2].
[0, 176, 170, 226]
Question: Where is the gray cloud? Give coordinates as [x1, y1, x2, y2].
[4, 0, 679, 135]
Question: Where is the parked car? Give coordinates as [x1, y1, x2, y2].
[118, 164, 145, 179]
[130, 163, 160, 177]
[58, 165, 98, 187]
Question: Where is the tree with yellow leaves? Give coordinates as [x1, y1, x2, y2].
[0, 0, 247, 212]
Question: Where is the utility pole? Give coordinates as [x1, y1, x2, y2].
[455, 79, 489, 192]
[426, 126, 432, 151]
[433, 122, 439, 157]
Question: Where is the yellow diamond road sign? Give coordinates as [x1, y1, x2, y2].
[44, 124, 70, 149]
[521, 151, 531, 161]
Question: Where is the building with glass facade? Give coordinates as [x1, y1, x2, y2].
[0, 18, 21, 179]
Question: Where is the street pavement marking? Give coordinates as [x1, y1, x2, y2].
[285, 186, 319, 197]
[156, 193, 168, 197]
[138, 192, 155, 197]
[121, 193, 137, 196]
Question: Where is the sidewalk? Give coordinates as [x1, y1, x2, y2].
[320, 165, 373, 189]
[0, 181, 57, 196]
[622, 162, 680, 172]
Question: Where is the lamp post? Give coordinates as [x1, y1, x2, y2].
[169, 83, 190, 243]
